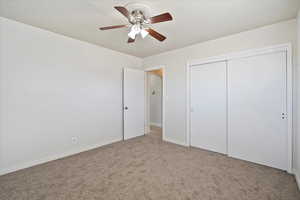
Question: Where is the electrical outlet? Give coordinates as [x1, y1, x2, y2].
[71, 137, 78, 144]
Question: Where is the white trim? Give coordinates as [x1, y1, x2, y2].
[144, 66, 166, 141]
[144, 66, 164, 71]
[0, 138, 122, 176]
[285, 44, 293, 174]
[144, 71, 150, 134]
[145, 72, 152, 134]
[186, 43, 293, 173]
[296, 173, 300, 190]
[164, 137, 188, 147]
[150, 122, 162, 127]
[189, 43, 292, 66]
[186, 62, 191, 146]
[294, 169, 300, 190]
[225, 61, 229, 154]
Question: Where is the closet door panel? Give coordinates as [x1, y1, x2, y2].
[227, 52, 287, 170]
[190, 62, 227, 154]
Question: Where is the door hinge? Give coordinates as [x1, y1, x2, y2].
[281, 113, 287, 119]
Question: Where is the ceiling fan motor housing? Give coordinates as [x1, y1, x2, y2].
[126, 3, 151, 20]
[129, 10, 147, 25]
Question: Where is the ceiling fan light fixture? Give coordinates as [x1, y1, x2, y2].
[128, 29, 136, 39]
[128, 24, 141, 39]
[140, 28, 149, 38]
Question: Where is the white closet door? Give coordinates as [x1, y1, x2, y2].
[228, 51, 287, 170]
[191, 61, 227, 154]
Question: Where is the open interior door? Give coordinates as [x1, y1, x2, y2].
[123, 68, 145, 140]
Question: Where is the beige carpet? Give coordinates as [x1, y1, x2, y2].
[0, 127, 299, 200]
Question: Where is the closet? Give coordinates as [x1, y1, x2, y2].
[190, 61, 227, 154]
[190, 48, 290, 171]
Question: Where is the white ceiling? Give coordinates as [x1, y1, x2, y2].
[1, 0, 299, 58]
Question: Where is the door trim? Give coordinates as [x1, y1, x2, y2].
[186, 43, 293, 173]
[144, 66, 166, 141]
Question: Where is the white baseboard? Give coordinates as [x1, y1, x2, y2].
[150, 122, 162, 127]
[163, 137, 188, 147]
[294, 169, 300, 191]
[145, 125, 150, 134]
[0, 138, 122, 176]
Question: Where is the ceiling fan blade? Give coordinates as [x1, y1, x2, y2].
[128, 38, 135, 43]
[149, 13, 173, 24]
[99, 25, 127, 30]
[114, 6, 130, 19]
[146, 29, 166, 42]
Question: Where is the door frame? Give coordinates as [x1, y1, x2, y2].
[186, 43, 293, 173]
[144, 66, 166, 141]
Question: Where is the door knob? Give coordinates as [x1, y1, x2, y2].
[124, 106, 128, 110]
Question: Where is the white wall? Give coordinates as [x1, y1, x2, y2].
[149, 74, 162, 127]
[0, 17, 142, 174]
[143, 19, 297, 147]
[296, 11, 300, 188]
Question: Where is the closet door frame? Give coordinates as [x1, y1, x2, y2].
[186, 43, 293, 173]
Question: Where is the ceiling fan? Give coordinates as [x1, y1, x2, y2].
[99, 5, 173, 43]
